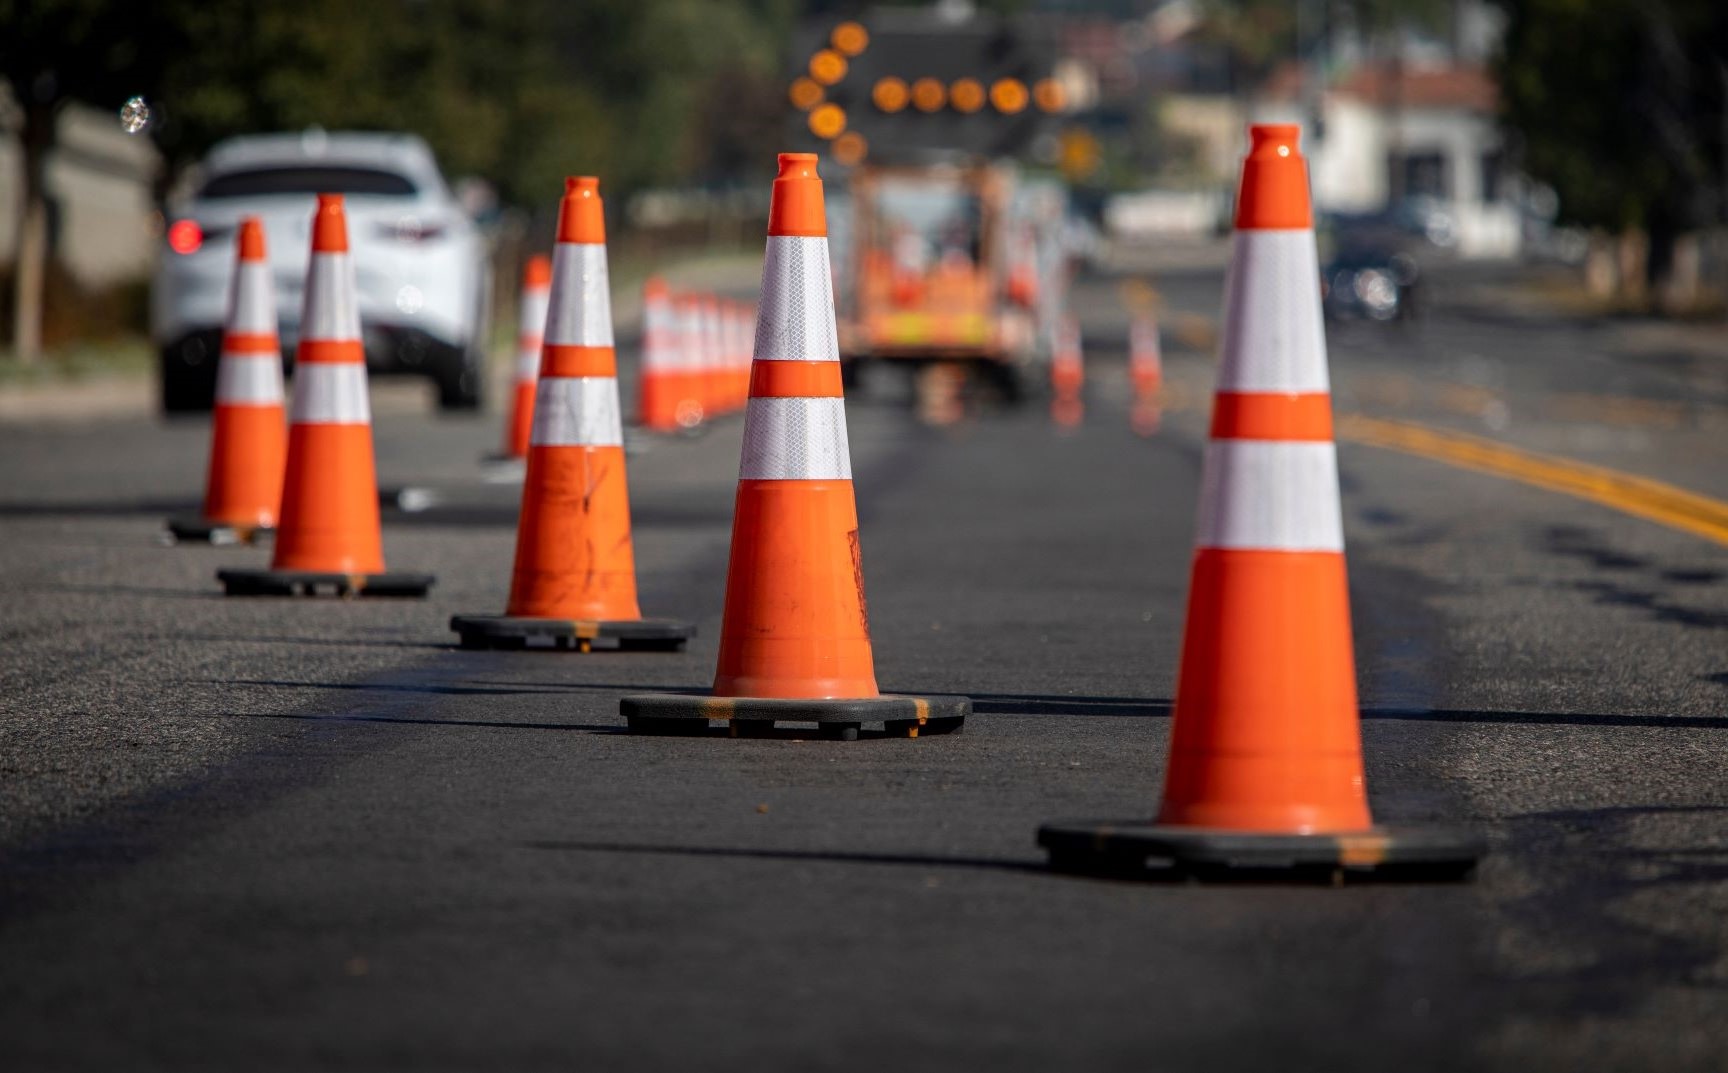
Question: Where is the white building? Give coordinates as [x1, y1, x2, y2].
[1255, 62, 1522, 258]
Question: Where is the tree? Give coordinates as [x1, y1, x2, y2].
[0, 0, 175, 363]
[1496, 0, 1727, 298]
[2, 0, 792, 362]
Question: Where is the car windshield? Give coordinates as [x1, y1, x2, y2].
[199, 166, 417, 199]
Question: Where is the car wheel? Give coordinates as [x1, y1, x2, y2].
[160, 341, 219, 413]
[435, 360, 483, 411]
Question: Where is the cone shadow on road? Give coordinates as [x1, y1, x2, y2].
[1362, 708, 1728, 730]
[520, 839, 1046, 876]
[221, 711, 622, 734]
[211, 678, 572, 698]
[517, 840, 1467, 886]
[177, 634, 452, 651]
[967, 693, 1171, 717]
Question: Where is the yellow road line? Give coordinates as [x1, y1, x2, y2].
[1336, 415, 1728, 548]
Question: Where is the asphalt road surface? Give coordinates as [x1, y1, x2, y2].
[1, 256, 1725, 1071]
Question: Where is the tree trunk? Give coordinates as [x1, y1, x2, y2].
[1616, 230, 1648, 303]
[10, 106, 53, 366]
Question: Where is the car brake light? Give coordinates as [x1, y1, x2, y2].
[167, 219, 203, 254]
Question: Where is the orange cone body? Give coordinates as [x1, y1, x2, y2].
[271, 195, 385, 574]
[1159, 124, 1371, 834]
[713, 154, 878, 700]
[637, 277, 681, 431]
[505, 177, 642, 621]
[201, 217, 287, 529]
[1129, 313, 1163, 399]
[502, 255, 553, 457]
[1051, 315, 1084, 397]
[1051, 315, 1084, 427]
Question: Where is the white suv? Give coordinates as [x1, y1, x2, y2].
[152, 130, 491, 412]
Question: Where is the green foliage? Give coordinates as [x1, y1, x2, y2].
[2, 0, 797, 206]
[1496, 0, 1727, 232]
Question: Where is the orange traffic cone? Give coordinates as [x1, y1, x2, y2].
[168, 216, 286, 545]
[451, 177, 693, 652]
[218, 195, 433, 597]
[732, 300, 756, 411]
[1050, 315, 1084, 428]
[1039, 126, 1479, 880]
[700, 293, 728, 417]
[673, 294, 707, 429]
[1129, 312, 1162, 399]
[637, 276, 682, 432]
[494, 254, 552, 460]
[1129, 311, 1164, 437]
[622, 153, 968, 740]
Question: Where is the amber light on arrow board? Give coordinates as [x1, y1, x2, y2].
[832, 132, 868, 166]
[873, 77, 909, 113]
[789, 77, 824, 111]
[991, 78, 1029, 114]
[831, 21, 869, 56]
[809, 49, 848, 86]
[1034, 78, 1066, 113]
[808, 103, 847, 140]
[950, 78, 986, 113]
[911, 78, 946, 113]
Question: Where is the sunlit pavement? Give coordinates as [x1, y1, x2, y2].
[1, 257, 1724, 1070]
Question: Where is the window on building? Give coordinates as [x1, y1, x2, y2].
[1480, 150, 1505, 204]
[1388, 151, 1448, 201]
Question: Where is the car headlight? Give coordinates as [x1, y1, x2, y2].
[1353, 269, 1398, 311]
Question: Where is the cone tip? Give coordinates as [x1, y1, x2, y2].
[524, 254, 552, 288]
[644, 275, 668, 296]
[312, 194, 349, 252]
[1234, 124, 1312, 230]
[237, 216, 267, 261]
[557, 176, 605, 244]
[768, 152, 827, 237]
[1247, 123, 1303, 159]
[776, 153, 820, 179]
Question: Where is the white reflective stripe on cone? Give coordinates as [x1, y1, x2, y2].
[229, 262, 278, 335]
[216, 353, 285, 404]
[738, 397, 852, 480]
[544, 244, 613, 348]
[753, 236, 840, 363]
[1216, 230, 1329, 394]
[1194, 440, 1344, 552]
[290, 363, 370, 424]
[514, 345, 540, 383]
[641, 331, 672, 370]
[519, 286, 550, 345]
[530, 377, 623, 447]
[301, 253, 361, 341]
[1131, 320, 1159, 362]
[681, 309, 704, 371]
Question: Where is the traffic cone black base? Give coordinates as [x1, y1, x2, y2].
[218, 567, 435, 598]
[165, 515, 272, 546]
[450, 614, 694, 653]
[620, 692, 969, 741]
[1037, 821, 1483, 884]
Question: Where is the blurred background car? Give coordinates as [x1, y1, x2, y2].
[151, 130, 491, 413]
[1321, 243, 1422, 323]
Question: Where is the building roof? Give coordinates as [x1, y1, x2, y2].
[1263, 61, 1498, 113]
